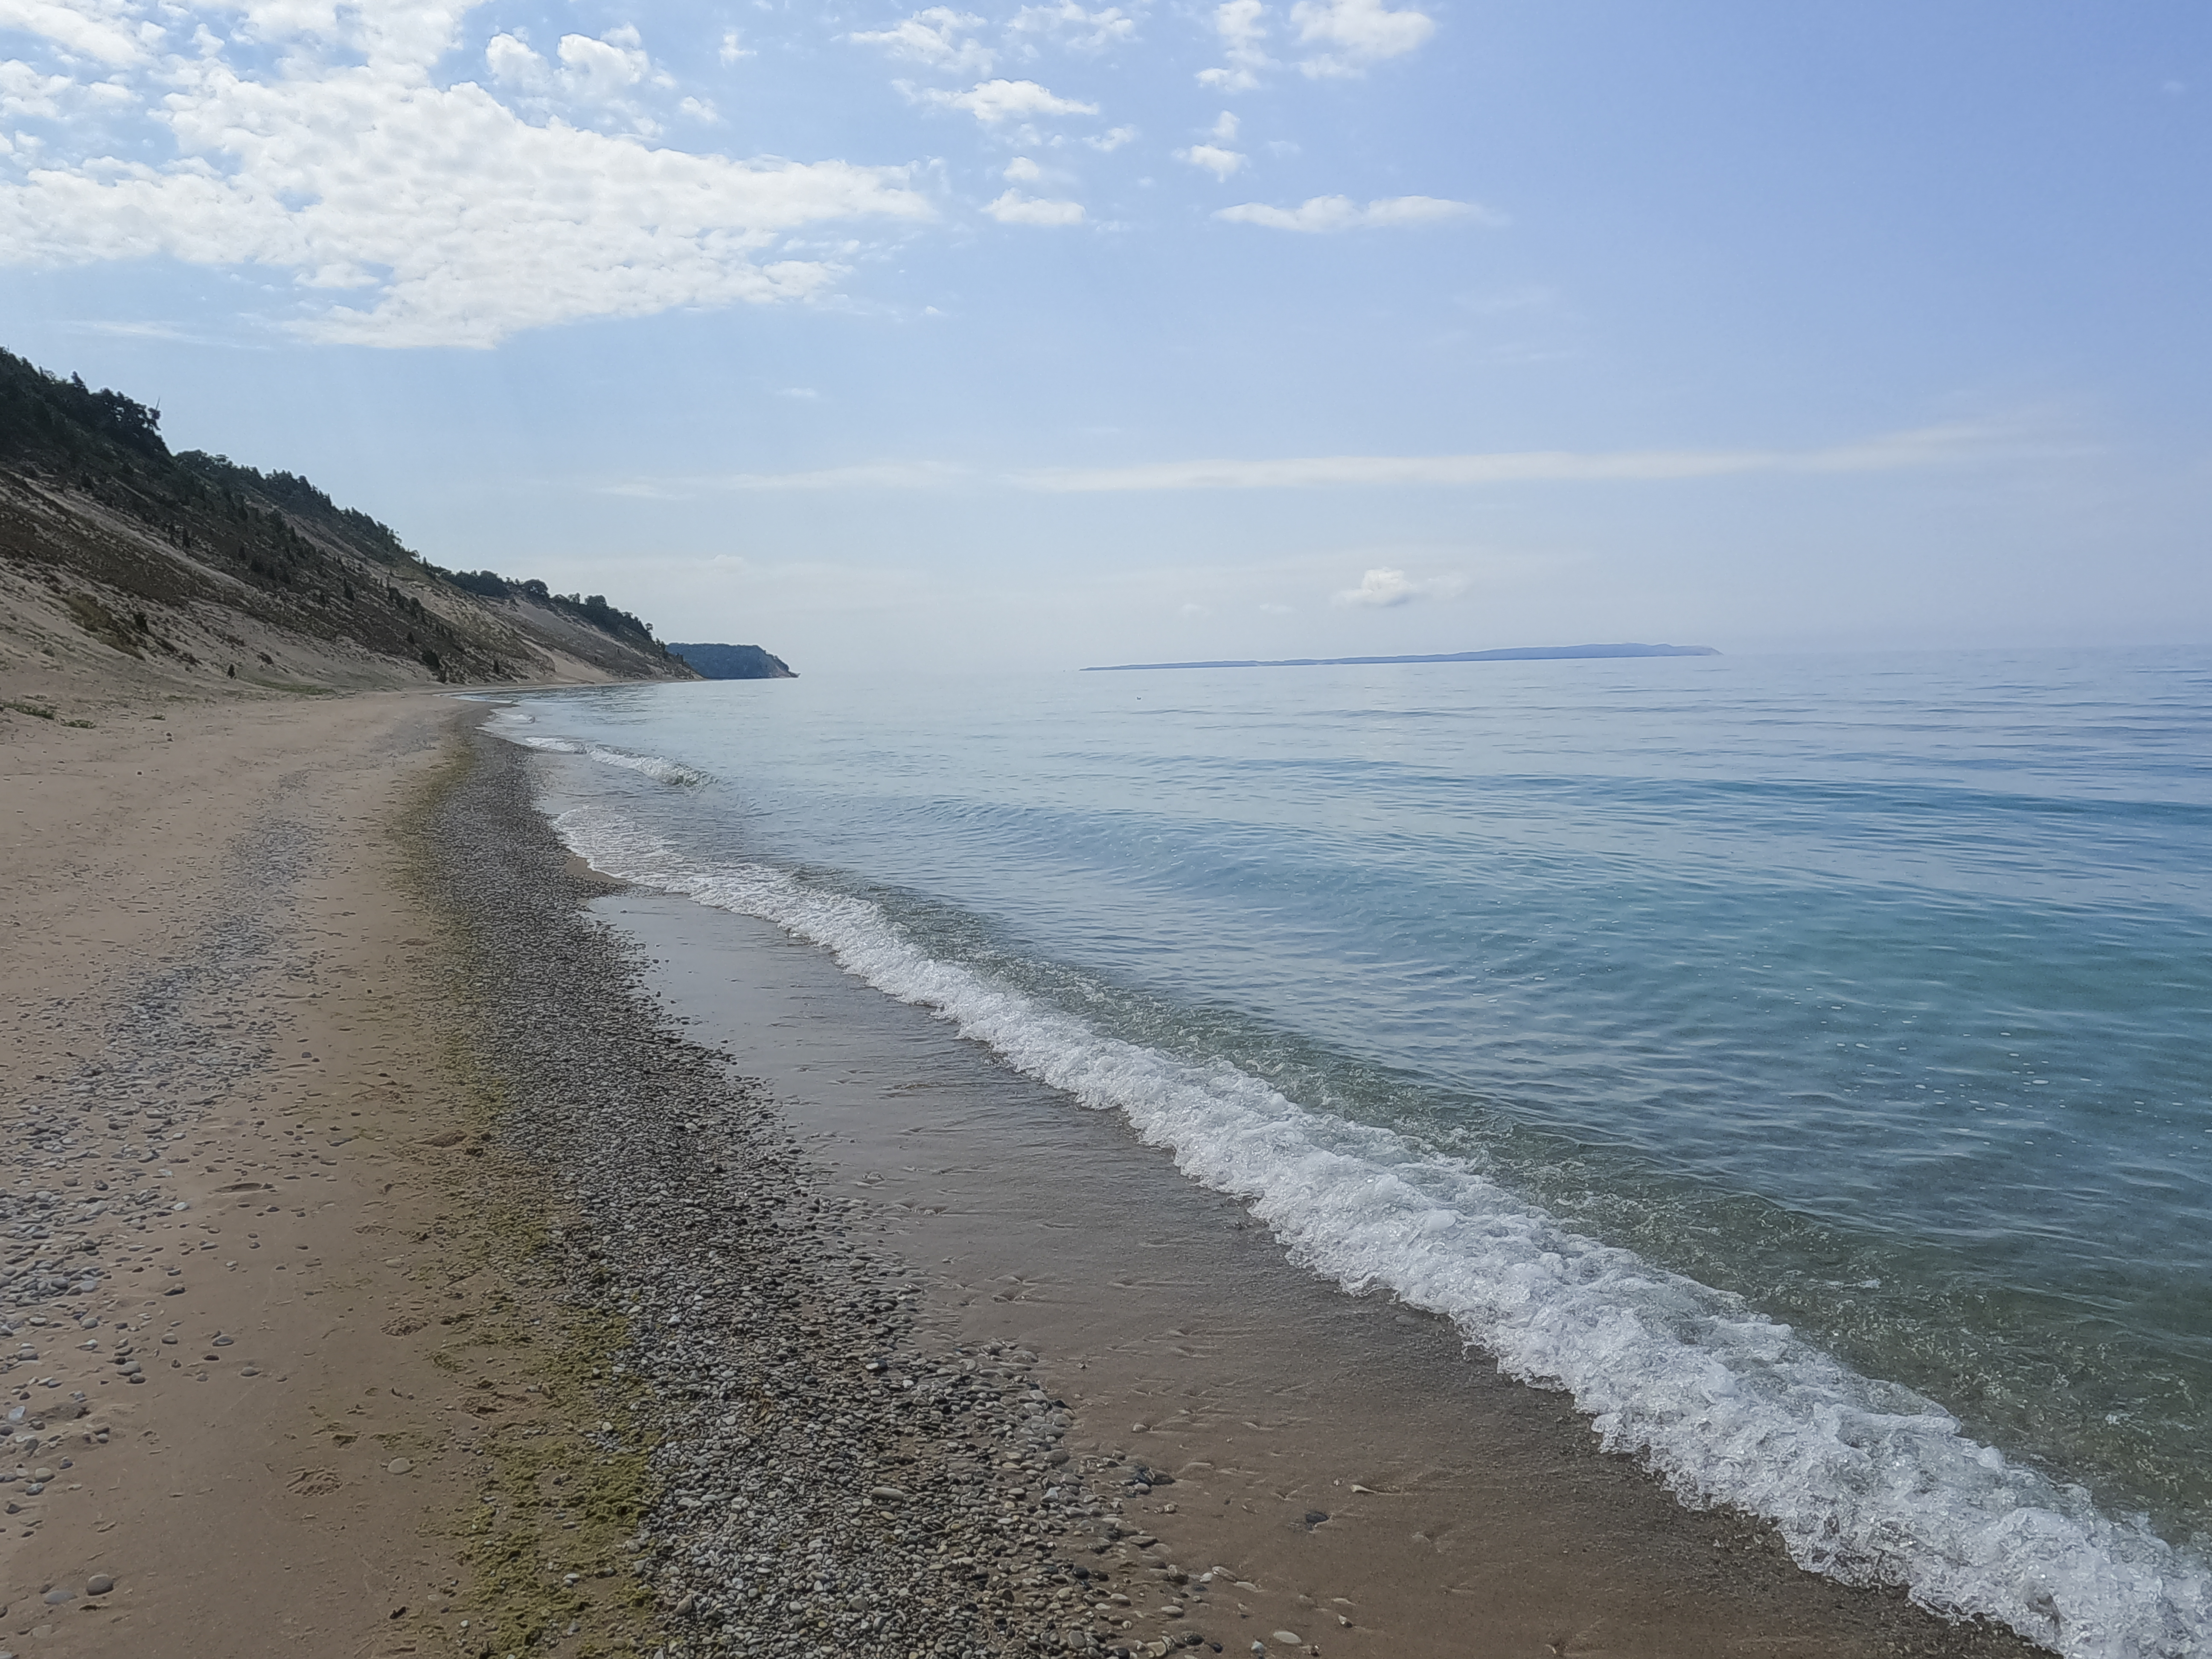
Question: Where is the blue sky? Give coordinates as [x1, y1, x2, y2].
[3, 1, 2207, 672]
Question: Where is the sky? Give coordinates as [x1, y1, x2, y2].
[2, 0, 2208, 673]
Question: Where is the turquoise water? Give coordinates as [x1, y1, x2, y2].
[494, 646, 2212, 1657]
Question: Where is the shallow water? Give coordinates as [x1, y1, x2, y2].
[494, 644, 2212, 1658]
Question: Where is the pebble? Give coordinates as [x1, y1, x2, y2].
[386, 1459, 413, 1476]
[86, 1575, 115, 1596]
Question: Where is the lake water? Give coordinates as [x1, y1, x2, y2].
[488, 644, 2212, 1659]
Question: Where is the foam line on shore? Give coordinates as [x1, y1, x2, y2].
[492, 724, 710, 786]
[544, 785, 2209, 1659]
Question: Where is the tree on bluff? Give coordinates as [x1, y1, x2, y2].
[0, 349, 170, 466]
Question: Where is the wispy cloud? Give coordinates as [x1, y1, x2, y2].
[1216, 194, 1496, 231]
[914, 77, 1099, 123]
[1197, 0, 1272, 91]
[600, 462, 974, 497]
[1010, 3, 1142, 54]
[851, 9, 996, 76]
[0, 0, 153, 67]
[1290, 0, 1435, 78]
[608, 423, 2035, 499]
[1017, 424, 2023, 491]
[1178, 143, 1247, 180]
[67, 318, 268, 349]
[1330, 565, 1466, 606]
[985, 190, 1087, 225]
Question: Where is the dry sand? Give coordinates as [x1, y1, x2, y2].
[0, 688, 630, 1658]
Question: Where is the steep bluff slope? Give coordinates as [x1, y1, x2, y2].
[0, 349, 698, 704]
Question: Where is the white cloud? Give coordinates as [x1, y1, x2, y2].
[1289, 0, 1433, 76]
[719, 29, 754, 64]
[917, 77, 1097, 124]
[1086, 124, 1137, 150]
[483, 24, 673, 130]
[1197, 0, 1270, 91]
[1017, 425, 2021, 490]
[1178, 142, 1246, 180]
[776, 385, 821, 400]
[0, 58, 73, 119]
[1003, 154, 1042, 181]
[0, 13, 935, 347]
[1215, 194, 1494, 231]
[1330, 566, 1465, 607]
[485, 31, 544, 87]
[985, 189, 1086, 225]
[851, 8, 995, 76]
[0, 0, 156, 67]
[1208, 109, 1239, 141]
[558, 29, 651, 102]
[1010, 3, 1140, 53]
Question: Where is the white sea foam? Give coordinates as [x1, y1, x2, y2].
[553, 802, 2211, 1659]
[487, 717, 709, 786]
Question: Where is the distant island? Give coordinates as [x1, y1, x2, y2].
[1083, 642, 1720, 672]
[667, 642, 798, 680]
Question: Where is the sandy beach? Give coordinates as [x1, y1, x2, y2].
[1, 685, 2057, 1659]
[1, 687, 497, 1655]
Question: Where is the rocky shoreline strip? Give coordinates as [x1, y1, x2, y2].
[427, 729, 1225, 1659]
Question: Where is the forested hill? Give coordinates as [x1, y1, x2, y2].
[666, 643, 797, 679]
[0, 348, 701, 694]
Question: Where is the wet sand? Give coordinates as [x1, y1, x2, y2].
[593, 886, 2049, 1659]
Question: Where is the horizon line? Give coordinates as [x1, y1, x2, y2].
[1082, 642, 1722, 672]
